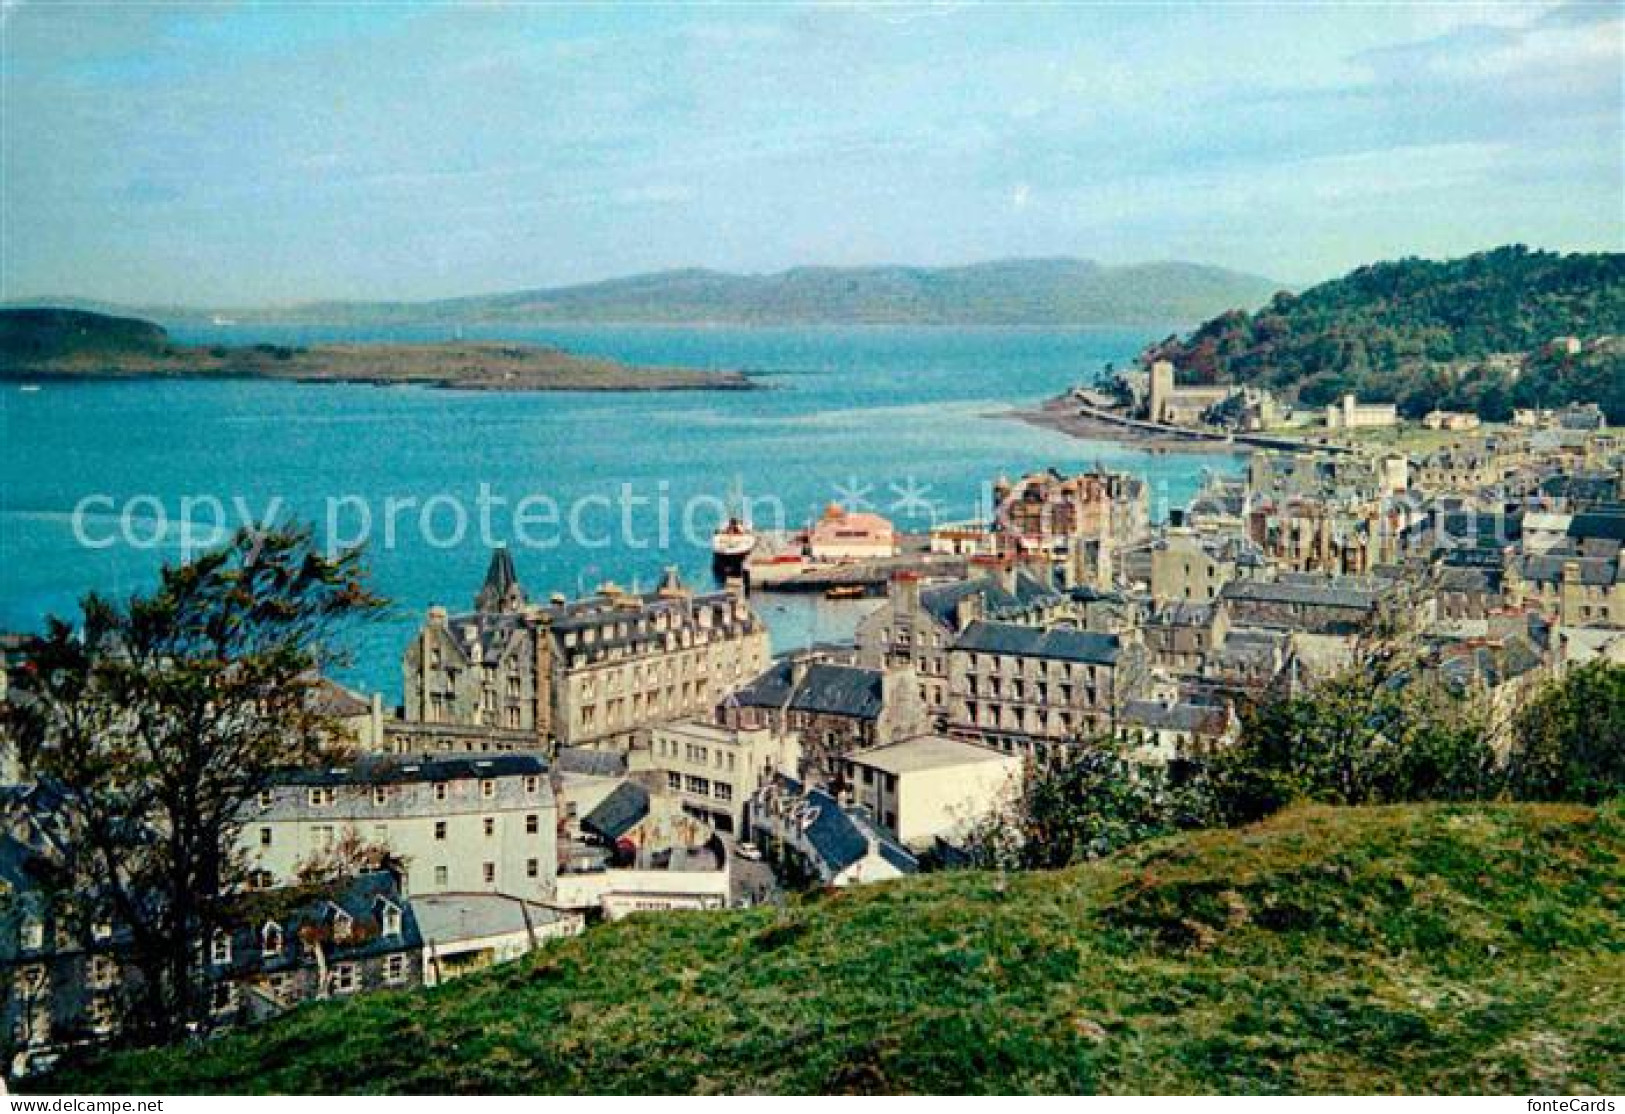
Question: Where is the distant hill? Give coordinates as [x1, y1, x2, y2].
[0, 308, 752, 392]
[1143, 246, 1625, 422]
[0, 307, 172, 361]
[42, 802, 1625, 1095]
[11, 258, 1282, 330]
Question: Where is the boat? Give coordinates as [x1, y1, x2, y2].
[710, 515, 756, 579]
[824, 584, 867, 600]
[18, 384, 41, 393]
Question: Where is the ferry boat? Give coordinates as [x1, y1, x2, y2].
[710, 515, 756, 579]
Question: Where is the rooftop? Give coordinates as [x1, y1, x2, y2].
[847, 734, 1016, 776]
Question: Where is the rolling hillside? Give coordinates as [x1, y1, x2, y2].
[41, 802, 1625, 1095]
[1143, 246, 1625, 421]
[11, 258, 1281, 331]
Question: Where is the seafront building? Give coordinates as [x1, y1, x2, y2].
[402, 550, 771, 750]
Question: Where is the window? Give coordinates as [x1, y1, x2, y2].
[332, 963, 358, 995]
[20, 963, 46, 995]
[373, 786, 390, 807]
[434, 821, 448, 841]
[667, 772, 682, 792]
[259, 826, 273, 847]
[89, 954, 117, 989]
[249, 869, 275, 890]
[257, 790, 274, 809]
[525, 814, 539, 835]
[92, 920, 113, 942]
[481, 779, 496, 799]
[434, 782, 448, 802]
[333, 911, 354, 943]
[210, 931, 232, 965]
[383, 954, 408, 986]
[211, 982, 237, 1014]
[261, 922, 284, 958]
[433, 865, 448, 887]
[21, 918, 43, 950]
[714, 782, 733, 803]
[483, 817, 496, 838]
[307, 787, 334, 808]
[526, 858, 539, 878]
[87, 993, 116, 1033]
[523, 774, 539, 795]
[380, 903, 403, 938]
[483, 862, 496, 884]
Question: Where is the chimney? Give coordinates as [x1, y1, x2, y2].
[890, 571, 922, 616]
[427, 605, 448, 628]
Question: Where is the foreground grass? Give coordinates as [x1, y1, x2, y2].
[42, 803, 1625, 1094]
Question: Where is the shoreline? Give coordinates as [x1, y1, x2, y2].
[1001, 394, 1252, 455]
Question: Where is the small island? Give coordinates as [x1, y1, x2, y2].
[0, 307, 756, 392]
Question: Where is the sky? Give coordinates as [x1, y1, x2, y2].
[1, 1, 1620, 305]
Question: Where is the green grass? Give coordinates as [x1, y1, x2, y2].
[40, 803, 1625, 1095]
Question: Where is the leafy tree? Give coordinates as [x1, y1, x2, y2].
[2, 525, 384, 1043]
[964, 745, 1216, 870]
[1505, 662, 1625, 803]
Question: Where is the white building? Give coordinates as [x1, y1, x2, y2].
[839, 735, 1021, 850]
[643, 719, 801, 835]
[239, 754, 558, 902]
[414, 893, 584, 986]
[1325, 394, 1398, 430]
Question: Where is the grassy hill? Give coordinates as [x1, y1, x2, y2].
[11, 258, 1281, 331]
[1144, 246, 1625, 422]
[41, 802, 1625, 1095]
[0, 308, 752, 392]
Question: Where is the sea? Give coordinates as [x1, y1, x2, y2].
[0, 324, 1242, 700]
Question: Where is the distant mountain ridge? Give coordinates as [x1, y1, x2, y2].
[11, 258, 1282, 330]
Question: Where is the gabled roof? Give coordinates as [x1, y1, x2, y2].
[1122, 699, 1232, 736]
[786, 663, 883, 720]
[954, 620, 1124, 665]
[216, 871, 421, 974]
[554, 746, 627, 779]
[919, 571, 1061, 627]
[766, 777, 917, 878]
[581, 781, 650, 843]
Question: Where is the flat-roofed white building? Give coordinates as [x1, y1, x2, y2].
[644, 719, 800, 835]
[839, 734, 1021, 849]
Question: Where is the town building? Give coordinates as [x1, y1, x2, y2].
[993, 468, 1150, 587]
[805, 504, 899, 561]
[1423, 410, 1482, 432]
[644, 719, 801, 834]
[855, 569, 1069, 714]
[748, 776, 918, 887]
[715, 653, 926, 785]
[403, 551, 771, 749]
[1118, 698, 1240, 764]
[239, 754, 558, 903]
[414, 893, 584, 986]
[946, 620, 1153, 754]
[1324, 394, 1398, 430]
[839, 735, 1020, 850]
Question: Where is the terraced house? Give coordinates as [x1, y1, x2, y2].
[946, 620, 1153, 755]
[405, 550, 770, 749]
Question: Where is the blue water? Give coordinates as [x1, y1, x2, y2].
[0, 325, 1240, 699]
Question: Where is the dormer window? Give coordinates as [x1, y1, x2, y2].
[373, 786, 390, 807]
[433, 782, 448, 802]
[92, 920, 113, 942]
[332, 909, 354, 944]
[307, 787, 335, 808]
[210, 931, 232, 965]
[378, 901, 402, 939]
[258, 790, 274, 809]
[480, 779, 495, 800]
[523, 775, 539, 795]
[261, 922, 284, 958]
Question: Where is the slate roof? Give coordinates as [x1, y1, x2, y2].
[765, 777, 917, 878]
[1568, 513, 1625, 543]
[1220, 578, 1381, 611]
[214, 871, 421, 976]
[268, 753, 546, 788]
[554, 746, 627, 779]
[1518, 555, 1621, 587]
[919, 571, 1061, 627]
[1121, 699, 1232, 735]
[954, 620, 1124, 665]
[581, 781, 650, 843]
[786, 663, 883, 719]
